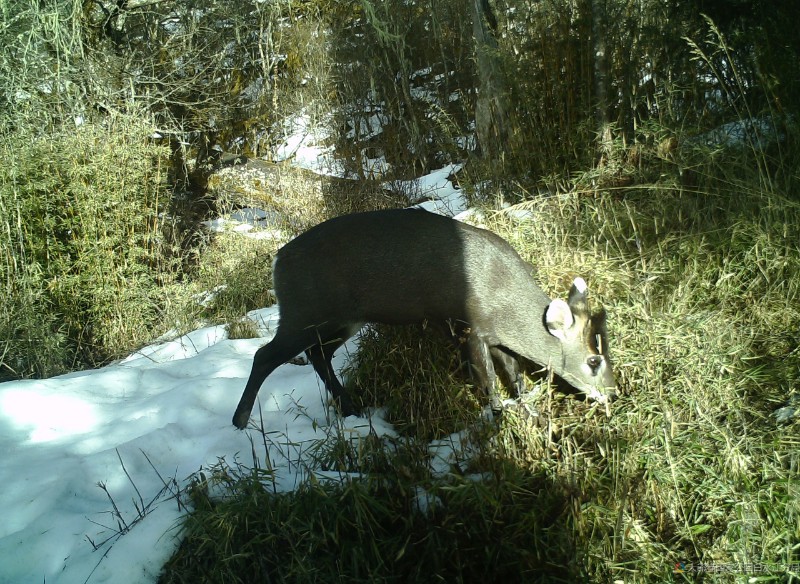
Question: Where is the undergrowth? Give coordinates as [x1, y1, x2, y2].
[3, 2, 796, 581]
[0, 115, 173, 377]
[161, 138, 800, 583]
[160, 428, 581, 584]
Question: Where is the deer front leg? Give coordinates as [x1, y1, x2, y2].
[459, 330, 502, 413]
[490, 347, 525, 398]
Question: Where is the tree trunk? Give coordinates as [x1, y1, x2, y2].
[472, 0, 509, 162]
[591, 0, 613, 154]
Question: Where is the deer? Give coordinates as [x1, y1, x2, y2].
[232, 208, 616, 429]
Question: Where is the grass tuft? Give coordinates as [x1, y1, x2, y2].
[163, 143, 800, 582]
[160, 430, 583, 584]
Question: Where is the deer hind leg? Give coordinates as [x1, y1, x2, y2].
[234, 327, 317, 429]
[304, 323, 362, 416]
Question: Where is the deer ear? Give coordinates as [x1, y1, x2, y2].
[567, 277, 589, 316]
[591, 308, 609, 353]
[545, 298, 574, 340]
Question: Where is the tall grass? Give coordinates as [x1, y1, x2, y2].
[161, 446, 579, 584]
[1, 0, 795, 580]
[493, 178, 800, 581]
[0, 115, 173, 377]
[159, 12, 799, 578]
[161, 136, 800, 582]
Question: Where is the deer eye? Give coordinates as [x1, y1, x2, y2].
[587, 355, 603, 371]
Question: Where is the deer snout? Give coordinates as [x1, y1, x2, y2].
[586, 387, 616, 404]
[585, 353, 616, 400]
[603, 389, 619, 402]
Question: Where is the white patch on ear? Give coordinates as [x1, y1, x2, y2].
[572, 277, 587, 294]
[545, 298, 574, 340]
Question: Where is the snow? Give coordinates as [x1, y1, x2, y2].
[273, 113, 345, 176]
[384, 163, 466, 216]
[0, 149, 472, 583]
[202, 207, 285, 240]
[0, 307, 399, 583]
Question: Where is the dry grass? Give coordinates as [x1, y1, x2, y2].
[2, 1, 795, 581]
[162, 142, 800, 582]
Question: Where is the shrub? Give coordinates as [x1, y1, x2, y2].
[0, 115, 172, 377]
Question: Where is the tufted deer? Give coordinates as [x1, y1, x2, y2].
[232, 209, 615, 429]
